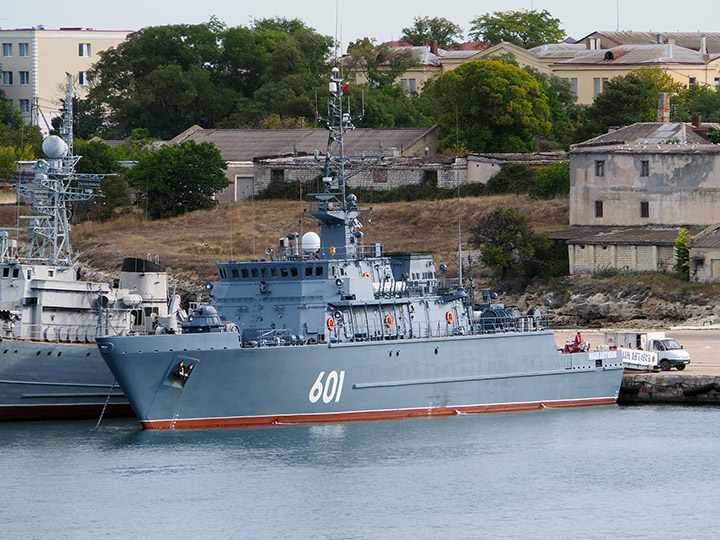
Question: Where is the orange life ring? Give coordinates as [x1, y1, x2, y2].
[385, 314, 393, 327]
[446, 311, 454, 324]
[327, 318, 335, 331]
[362, 272, 370, 278]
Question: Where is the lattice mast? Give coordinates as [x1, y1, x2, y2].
[16, 74, 104, 266]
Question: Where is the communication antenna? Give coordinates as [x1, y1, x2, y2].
[334, 0, 340, 63]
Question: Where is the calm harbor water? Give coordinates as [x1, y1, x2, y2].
[1, 405, 719, 540]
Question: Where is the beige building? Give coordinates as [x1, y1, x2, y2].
[0, 27, 130, 132]
[170, 125, 441, 201]
[553, 121, 720, 276]
[551, 43, 720, 105]
[569, 122, 720, 227]
[377, 32, 720, 106]
[347, 42, 488, 93]
[550, 226, 701, 275]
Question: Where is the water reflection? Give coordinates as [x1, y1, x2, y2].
[3, 406, 720, 539]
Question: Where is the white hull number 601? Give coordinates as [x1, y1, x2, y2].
[309, 370, 346, 404]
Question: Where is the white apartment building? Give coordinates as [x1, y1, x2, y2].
[1, 27, 130, 133]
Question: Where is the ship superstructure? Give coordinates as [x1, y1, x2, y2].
[97, 70, 624, 429]
[0, 76, 180, 420]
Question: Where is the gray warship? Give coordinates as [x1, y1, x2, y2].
[97, 69, 624, 429]
[0, 78, 180, 420]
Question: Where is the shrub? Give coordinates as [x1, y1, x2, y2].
[530, 161, 569, 199]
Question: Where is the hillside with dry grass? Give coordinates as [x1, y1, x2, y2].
[62, 195, 568, 288]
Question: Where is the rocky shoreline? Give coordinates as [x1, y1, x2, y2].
[505, 276, 720, 329]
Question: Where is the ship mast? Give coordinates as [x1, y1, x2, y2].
[14, 73, 105, 266]
[306, 67, 382, 259]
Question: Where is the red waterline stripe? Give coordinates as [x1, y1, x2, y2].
[141, 397, 618, 430]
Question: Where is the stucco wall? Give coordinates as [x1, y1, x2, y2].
[570, 149, 720, 226]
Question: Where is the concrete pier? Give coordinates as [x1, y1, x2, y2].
[556, 327, 720, 405]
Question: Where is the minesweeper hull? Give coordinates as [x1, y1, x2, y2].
[98, 330, 624, 429]
[0, 339, 130, 420]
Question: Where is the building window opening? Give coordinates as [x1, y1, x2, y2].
[641, 160, 649, 177]
[594, 200, 604, 218]
[640, 201, 649, 218]
[595, 160, 605, 177]
[78, 43, 91, 57]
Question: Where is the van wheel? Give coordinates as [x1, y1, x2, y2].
[660, 359, 672, 371]
[675, 364, 686, 371]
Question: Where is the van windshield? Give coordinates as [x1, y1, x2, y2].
[660, 339, 681, 350]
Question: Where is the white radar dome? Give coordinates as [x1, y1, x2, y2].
[42, 136, 69, 159]
[302, 232, 321, 254]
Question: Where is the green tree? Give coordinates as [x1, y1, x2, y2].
[469, 206, 567, 280]
[0, 144, 34, 180]
[674, 229, 690, 281]
[469, 10, 565, 48]
[87, 19, 333, 137]
[577, 68, 683, 141]
[486, 163, 536, 194]
[71, 139, 132, 221]
[124, 141, 229, 219]
[345, 38, 418, 89]
[400, 16, 464, 49]
[432, 60, 550, 153]
[530, 161, 570, 199]
[469, 207, 536, 279]
[677, 85, 720, 122]
[348, 82, 438, 128]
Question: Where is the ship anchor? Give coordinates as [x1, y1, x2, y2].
[174, 360, 195, 381]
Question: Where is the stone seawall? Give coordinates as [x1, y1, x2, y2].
[620, 372, 720, 405]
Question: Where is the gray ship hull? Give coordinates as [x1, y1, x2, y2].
[0, 339, 130, 420]
[97, 330, 624, 429]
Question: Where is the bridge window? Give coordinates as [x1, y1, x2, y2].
[315, 266, 324, 276]
[241, 268, 248, 278]
[306, 266, 313, 277]
[261, 267, 268, 278]
[281, 267, 289, 277]
[271, 267, 278, 277]
[251, 268, 259, 278]
[290, 267, 298, 277]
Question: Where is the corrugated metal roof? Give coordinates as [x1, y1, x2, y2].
[528, 43, 588, 59]
[172, 127, 437, 161]
[572, 123, 712, 150]
[549, 226, 703, 245]
[690, 224, 720, 248]
[555, 44, 717, 65]
[578, 31, 720, 54]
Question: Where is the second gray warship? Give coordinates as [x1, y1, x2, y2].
[0, 77, 180, 420]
